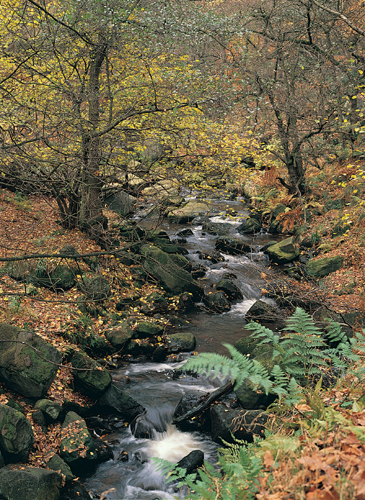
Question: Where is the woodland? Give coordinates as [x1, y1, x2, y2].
[1, 0, 365, 499]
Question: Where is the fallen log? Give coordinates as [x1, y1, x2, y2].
[172, 380, 234, 425]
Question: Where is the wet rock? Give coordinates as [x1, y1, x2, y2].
[0, 404, 34, 463]
[210, 405, 268, 443]
[237, 218, 261, 234]
[265, 237, 300, 265]
[0, 466, 62, 500]
[216, 279, 243, 301]
[71, 352, 111, 399]
[191, 263, 207, 279]
[167, 201, 212, 224]
[201, 222, 232, 236]
[117, 450, 129, 462]
[305, 255, 343, 278]
[93, 438, 114, 463]
[246, 300, 278, 322]
[173, 394, 209, 432]
[203, 290, 231, 313]
[176, 228, 194, 237]
[152, 345, 167, 362]
[177, 450, 204, 474]
[141, 245, 203, 300]
[0, 323, 61, 398]
[167, 332, 196, 352]
[198, 250, 225, 264]
[215, 237, 251, 255]
[97, 383, 145, 420]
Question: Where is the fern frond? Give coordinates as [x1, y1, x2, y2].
[285, 307, 322, 336]
[245, 321, 280, 345]
[325, 320, 348, 345]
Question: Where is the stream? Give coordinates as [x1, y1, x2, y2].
[84, 196, 279, 500]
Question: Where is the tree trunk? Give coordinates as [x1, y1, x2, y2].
[79, 38, 108, 237]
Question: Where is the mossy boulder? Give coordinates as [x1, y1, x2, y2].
[0, 324, 61, 398]
[167, 200, 212, 224]
[265, 237, 300, 264]
[234, 336, 260, 356]
[216, 279, 243, 301]
[0, 466, 62, 500]
[135, 321, 164, 338]
[166, 332, 196, 353]
[60, 412, 97, 474]
[104, 320, 135, 351]
[235, 379, 276, 410]
[46, 454, 75, 482]
[34, 399, 61, 423]
[306, 256, 343, 278]
[237, 218, 261, 234]
[0, 404, 34, 463]
[203, 290, 231, 313]
[201, 222, 232, 236]
[141, 245, 203, 300]
[71, 352, 111, 399]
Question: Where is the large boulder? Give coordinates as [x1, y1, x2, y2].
[237, 218, 261, 234]
[201, 222, 232, 236]
[141, 245, 203, 300]
[167, 201, 212, 224]
[210, 405, 268, 443]
[176, 450, 204, 475]
[0, 466, 62, 500]
[306, 256, 343, 278]
[203, 291, 231, 313]
[46, 454, 75, 482]
[104, 320, 135, 351]
[71, 352, 111, 399]
[265, 237, 300, 264]
[0, 404, 34, 463]
[102, 186, 137, 216]
[0, 324, 61, 398]
[166, 332, 196, 353]
[97, 383, 145, 421]
[245, 300, 278, 322]
[216, 279, 243, 301]
[60, 412, 98, 475]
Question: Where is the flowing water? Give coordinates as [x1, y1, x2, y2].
[84, 197, 279, 499]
